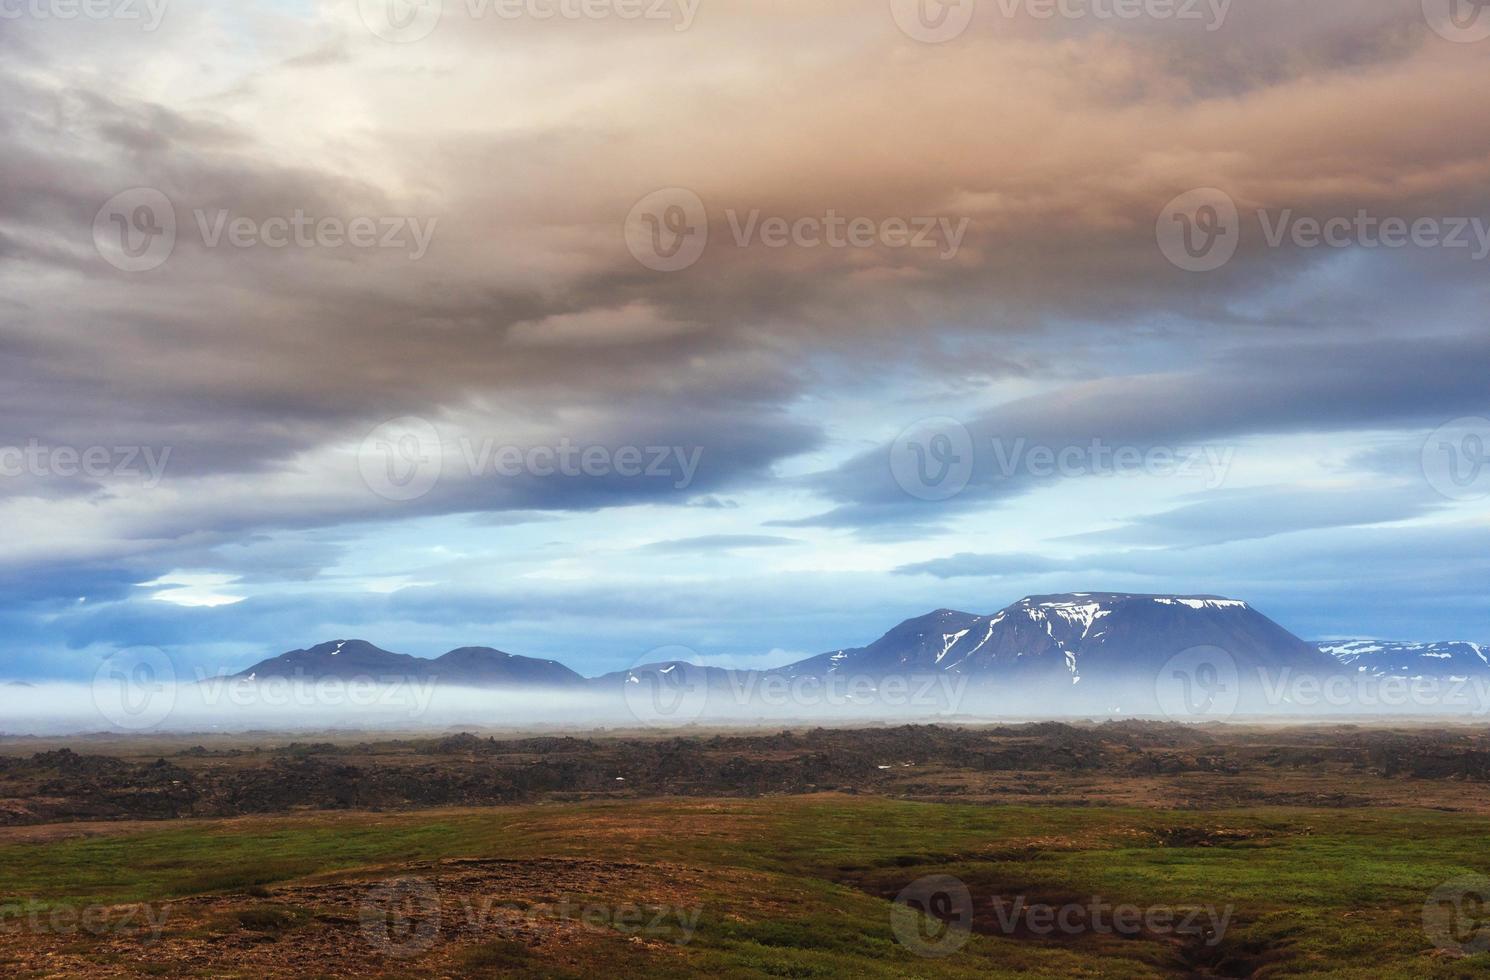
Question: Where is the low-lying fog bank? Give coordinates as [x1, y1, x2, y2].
[7, 669, 1490, 736]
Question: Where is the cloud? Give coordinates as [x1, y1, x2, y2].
[1, 2, 1488, 673]
[642, 534, 800, 553]
[895, 552, 1076, 579]
[1061, 483, 1448, 548]
[799, 332, 1490, 531]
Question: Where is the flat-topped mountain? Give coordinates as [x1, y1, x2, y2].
[785, 593, 1337, 686]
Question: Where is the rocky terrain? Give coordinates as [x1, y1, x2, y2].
[8, 722, 1490, 826]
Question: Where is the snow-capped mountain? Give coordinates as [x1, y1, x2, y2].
[784, 593, 1337, 686]
[227, 595, 1344, 707]
[590, 662, 742, 687]
[1318, 640, 1490, 678]
[233, 640, 423, 681]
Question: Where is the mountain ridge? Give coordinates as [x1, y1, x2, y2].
[233, 639, 585, 688]
[228, 592, 1371, 689]
[1316, 639, 1490, 678]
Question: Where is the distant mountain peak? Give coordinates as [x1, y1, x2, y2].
[1318, 639, 1490, 677]
[1016, 592, 1249, 609]
[784, 591, 1327, 690]
[234, 641, 583, 688]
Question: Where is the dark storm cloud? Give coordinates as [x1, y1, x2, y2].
[2, 1, 1489, 670]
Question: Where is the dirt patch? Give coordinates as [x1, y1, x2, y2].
[0, 857, 709, 978]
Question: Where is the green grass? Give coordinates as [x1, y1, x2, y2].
[4, 798, 1490, 976]
[0, 812, 534, 907]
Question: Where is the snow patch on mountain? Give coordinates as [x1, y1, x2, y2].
[938, 630, 970, 664]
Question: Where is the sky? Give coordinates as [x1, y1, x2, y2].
[1, 0, 1488, 681]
